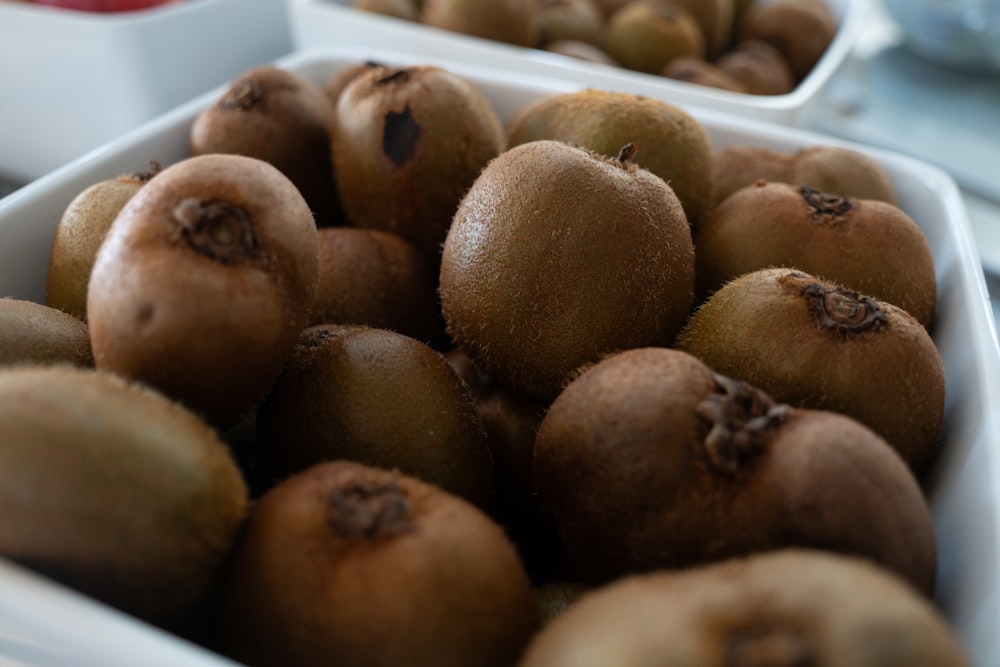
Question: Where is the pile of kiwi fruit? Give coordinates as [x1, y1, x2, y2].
[350, 0, 839, 96]
[0, 53, 971, 667]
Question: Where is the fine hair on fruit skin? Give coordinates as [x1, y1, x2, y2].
[0, 365, 248, 633]
[675, 267, 945, 476]
[694, 180, 937, 327]
[0, 297, 93, 368]
[214, 460, 540, 667]
[440, 139, 695, 401]
[531, 346, 937, 594]
[517, 549, 969, 667]
[86, 153, 320, 428]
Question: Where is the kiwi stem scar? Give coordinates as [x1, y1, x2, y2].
[327, 480, 414, 540]
[172, 198, 259, 265]
[800, 185, 856, 219]
[801, 283, 887, 333]
[696, 375, 789, 474]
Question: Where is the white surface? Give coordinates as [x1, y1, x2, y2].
[1, 45, 999, 665]
[287, 0, 865, 126]
[0, 0, 294, 184]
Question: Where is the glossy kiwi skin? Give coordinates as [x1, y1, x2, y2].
[532, 346, 937, 595]
[86, 153, 319, 427]
[214, 460, 540, 667]
[518, 549, 968, 667]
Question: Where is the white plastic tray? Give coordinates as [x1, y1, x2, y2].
[1, 45, 999, 666]
[0, 0, 294, 185]
[287, 0, 865, 127]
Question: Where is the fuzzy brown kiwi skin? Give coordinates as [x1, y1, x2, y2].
[710, 145, 796, 206]
[46, 165, 157, 321]
[792, 145, 899, 206]
[518, 550, 968, 667]
[694, 181, 937, 328]
[716, 40, 796, 95]
[537, 0, 606, 49]
[86, 153, 319, 429]
[0, 298, 93, 367]
[738, 0, 837, 81]
[214, 460, 540, 667]
[0, 365, 248, 633]
[671, 0, 734, 58]
[544, 40, 620, 65]
[675, 268, 945, 476]
[604, 1, 706, 75]
[421, 0, 540, 47]
[331, 64, 506, 270]
[190, 66, 343, 227]
[662, 56, 748, 93]
[532, 346, 937, 595]
[256, 324, 495, 512]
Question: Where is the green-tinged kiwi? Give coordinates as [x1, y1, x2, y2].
[532, 346, 937, 593]
[0, 298, 92, 367]
[256, 325, 495, 511]
[675, 268, 945, 476]
[507, 89, 713, 226]
[311, 227, 446, 348]
[324, 60, 385, 106]
[792, 145, 899, 205]
[716, 39, 795, 94]
[189, 66, 342, 226]
[537, 0, 606, 47]
[45, 164, 157, 320]
[604, 0, 705, 74]
[445, 348, 564, 581]
[710, 143, 898, 207]
[518, 549, 968, 667]
[420, 0, 540, 46]
[661, 56, 747, 92]
[739, 0, 837, 81]
[214, 460, 540, 667]
[0, 365, 248, 632]
[352, 0, 419, 20]
[331, 64, 506, 269]
[671, 0, 734, 57]
[86, 153, 319, 427]
[544, 40, 620, 65]
[440, 140, 695, 400]
[695, 181, 935, 325]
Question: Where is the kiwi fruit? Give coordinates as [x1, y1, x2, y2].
[507, 89, 714, 226]
[537, 0, 606, 47]
[45, 164, 157, 320]
[189, 66, 342, 227]
[0, 365, 248, 631]
[532, 346, 937, 593]
[440, 140, 695, 400]
[445, 347, 564, 581]
[710, 144, 899, 207]
[716, 39, 795, 95]
[694, 181, 936, 327]
[675, 268, 945, 476]
[661, 56, 748, 93]
[535, 581, 589, 625]
[518, 549, 968, 667]
[544, 39, 619, 65]
[739, 0, 837, 81]
[331, 64, 506, 269]
[311, 227, 446, 348]
[86, 153, 319, 427]
[0, 298, 93, 367]
[420, 0, 540, 47]
[352, 0, 419, 20]
[324, 59, 385, 106]
[214, 460, 540, 667]
[591, 0, 629, 19]
[255, 324, 495, 510]
[671, 0, 734, 57]
[604, 0, 705, 74]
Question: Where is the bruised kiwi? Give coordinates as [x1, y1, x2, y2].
[189, 66, 342, 226]
[46, 164, 157, 320]
[532, 346, 937, 594]
[86, 153, 319, 427]
[507, 89, 713, 226]
[331, 64, 506, 269]
[255, 324, 495, 511]
[695, 181, 936, 327]
[518, 550, 968, 667]
[0, 298, 93, 367]
[676, 268, 945, 476]
[440, 140, 694, 400]
[0, 365, 248, 632]
[214, 460, 540, 667]
[604, 0, 705, 74]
